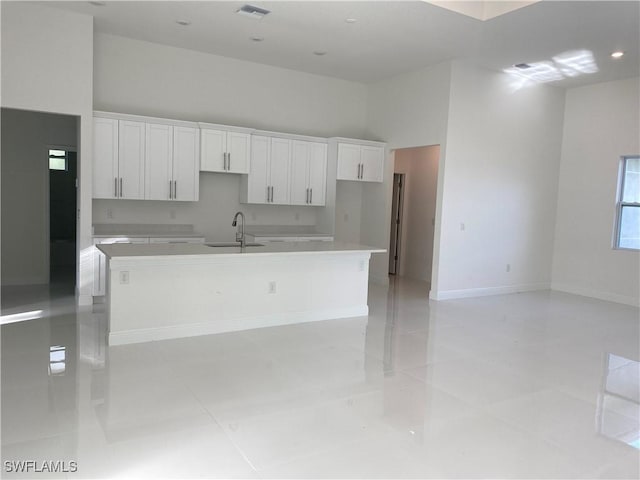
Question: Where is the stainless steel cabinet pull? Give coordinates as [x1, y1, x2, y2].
[228, 152, 231, 171]
[174, 180, 177, 199]
[115, 177, 118, 197]
[271, 186, 274, 203]
[120, 178, 123, 197]
[310, 188, 313, 204]
[169, 180, 173, 199]
[361, 164, 364, 180]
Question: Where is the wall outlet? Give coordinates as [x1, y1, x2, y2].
[169, 210, 176, 219]
[294, 212, 300, 221]
[460, 222, 465, 231]
[119, 271, 130, 284]
[506, 264, 511, 273]
[268, 281, 276, 294]
[107, 209, 114, 219]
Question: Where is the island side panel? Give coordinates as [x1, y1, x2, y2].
[106, 252, 372, 345]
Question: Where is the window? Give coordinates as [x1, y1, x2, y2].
[616, 156, 640, 250]
[49, 149, 67, 171]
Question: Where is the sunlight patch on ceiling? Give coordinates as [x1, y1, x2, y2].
[425, 1, 540, 21]
[504, 50, 599, 85]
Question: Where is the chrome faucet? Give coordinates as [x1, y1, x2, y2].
[232, 211, 246, 248]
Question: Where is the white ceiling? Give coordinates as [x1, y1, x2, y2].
[46, 1, 639, 87]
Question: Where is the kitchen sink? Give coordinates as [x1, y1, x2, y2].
[204, 242, 264, 247]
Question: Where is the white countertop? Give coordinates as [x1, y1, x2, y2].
[98, 241, 385, 260]
[243, 225, 332, 237]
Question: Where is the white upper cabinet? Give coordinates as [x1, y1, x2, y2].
[94, 112, 199, 202]
[200, 125, 251, 174]
[145, 123, 173, 201]
[117, 120, 146, 199]
[93, 117, 119, 199]
[290, 140, 327, 206]
[336, 142, 385, 183]
[93, 116, 145, 200]
[172, 126, 200, 201]
[242, 136, 291, 205]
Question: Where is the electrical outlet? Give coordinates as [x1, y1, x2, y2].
[107, 209, 114, 219]
[268, 281, 276, 294]
[460, 222, 465, 231]
[169, 210, 176, 219]
[119, 271, 130, 284]
[506, 264, 511, 273]
[294, 212, 300, 221]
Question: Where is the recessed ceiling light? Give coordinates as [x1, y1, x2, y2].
[251, 36, 264, 42]
[345, 18, 357, 23]
[313, 51, 327, 56]
[237, 4, 271, 19]
[611, 51, 625, 59]
[176, 20, 191, 26]
[88, 1, 106, 6]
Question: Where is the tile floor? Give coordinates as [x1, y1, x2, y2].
[1, 278, 639, 479]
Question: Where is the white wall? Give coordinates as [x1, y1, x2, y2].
[394, 146, 440, 282]
[92, 33, 368, 234]
[363, 62, 453, 284]
[1, 109, 78, 285]
[551, 77, 640, 306]
[432, 61, 566, 299]
[1, 2, 94, 301]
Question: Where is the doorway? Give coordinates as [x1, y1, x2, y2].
[48, 148, 77, 288]
[389, 173, 405, 275]
[389, 145, 440, 285]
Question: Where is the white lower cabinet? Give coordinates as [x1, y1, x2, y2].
[93, 237, 149, 296]
[243, 136, 291, 204]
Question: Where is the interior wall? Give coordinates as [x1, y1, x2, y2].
[393, 145, 440, 282]
[92, 33, 368, 233]
[551, 77, 640, 306]
[363, 62, 452, 284]
[1, 109, 78, 285]
[433, 61, 565, 299]
[1, 2, 93, 301]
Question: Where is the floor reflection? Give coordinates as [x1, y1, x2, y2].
[1, 277, 639, 478]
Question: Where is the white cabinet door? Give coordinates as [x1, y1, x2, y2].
[336, 143, 361, 181]
[246, 135, 270, 203]
[172, 126, 199, 201]
[269, 138, 291, 205]
[93, 117, 119, 199]
[308, 142, 327, 206]
[118, 120, 145, 199]
[145, 123, 173, 201]
[200, 128, 226, 172]
[360, 145, 384, 182]
[290, 141, 310, 205]
[201, 129, 250, 174]
[226, 132, 251, 174]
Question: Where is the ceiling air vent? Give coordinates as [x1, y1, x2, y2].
[236, 4, 271, 19]
[514, 63, 532, 69]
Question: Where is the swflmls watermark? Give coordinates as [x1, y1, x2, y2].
[4, 460, 78, 474]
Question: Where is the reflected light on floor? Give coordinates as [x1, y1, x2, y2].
[0, 310, 44, 325]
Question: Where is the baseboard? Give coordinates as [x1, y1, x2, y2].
[429, 283, 550, 301]
[1, 276, 48, 286]
[551, 283, 640, 307]
[109, 305, 369, 345]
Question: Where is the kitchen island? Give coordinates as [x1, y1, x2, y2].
[98, 241, 385, 345]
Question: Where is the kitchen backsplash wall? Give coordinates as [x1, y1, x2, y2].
[92, 173, 318, 242]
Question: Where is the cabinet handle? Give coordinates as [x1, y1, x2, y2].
[266, 186, 270, 202]
[120, 178, 123, 197]
[169, 180, 172, 199]
[225, 152, 229, 170]
[306, 188, 309, 204]
[114, 177, 118, 197]
[228, 152, 231, 171]
[174, 180, 177, 199]
[271, 186, 274, 203]
[310, 188, 313, 204]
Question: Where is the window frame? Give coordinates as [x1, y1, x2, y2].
[614, 155, 640, 251]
